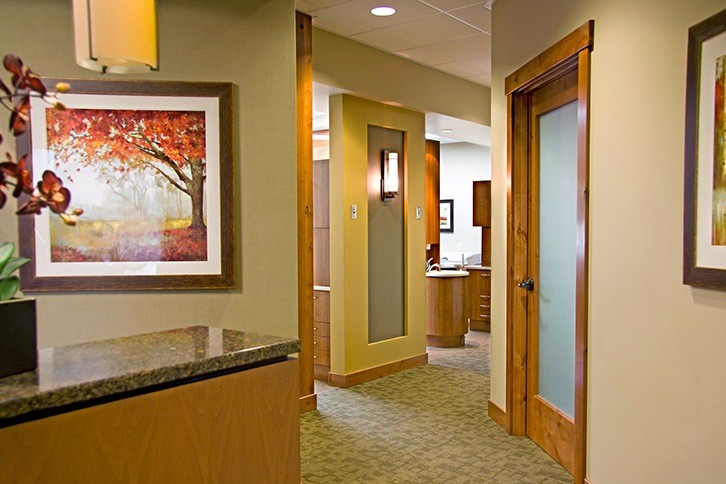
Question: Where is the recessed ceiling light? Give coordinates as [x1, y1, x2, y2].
[441, 128, 454, 133]
[371, 6, 396, 17]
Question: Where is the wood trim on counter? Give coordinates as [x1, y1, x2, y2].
[488, 399, 509, 432]
[296, 11, 315, 413]
[328, 353, 428, 388]
[299, 393, 317, 414]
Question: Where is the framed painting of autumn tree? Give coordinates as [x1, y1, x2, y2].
[17, 79, 235, 291]
[684, 8, 726, 290]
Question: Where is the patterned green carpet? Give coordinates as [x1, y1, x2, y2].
[300, 332, 572, 483]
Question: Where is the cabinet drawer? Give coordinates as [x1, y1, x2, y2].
[313, 348, 330, 365]
[313, 290, 330, 323]
[314, 335, 330, 352]
[479, 303, 491, 317]
[314, 321, 330, 337]
[479, 271, 491, 292]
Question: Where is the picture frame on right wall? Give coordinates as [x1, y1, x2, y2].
[440, 199, 454, 233]
[684, 8, 726, 289]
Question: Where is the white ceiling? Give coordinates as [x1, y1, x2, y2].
[296, 0, 493, 87]
[302, 0, 493, 146]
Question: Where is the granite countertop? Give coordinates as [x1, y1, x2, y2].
[0, 326, 300, 425]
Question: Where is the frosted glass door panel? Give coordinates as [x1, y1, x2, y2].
[537, 101, 577, 419]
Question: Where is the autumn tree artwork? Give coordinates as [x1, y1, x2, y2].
[44, 108, 209, 263]
[715, 54, 726, 246]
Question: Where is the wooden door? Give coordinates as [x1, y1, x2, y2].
[524, 68, 579, 473]
[503, 21, 592, 483]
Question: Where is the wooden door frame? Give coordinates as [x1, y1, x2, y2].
[504, 20, 593, 483]
[296, 11, 316, 413]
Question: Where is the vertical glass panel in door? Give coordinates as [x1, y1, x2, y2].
[538, 100, 577, 418]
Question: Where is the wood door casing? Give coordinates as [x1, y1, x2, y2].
[501, 20, 593, 484]
[525, 68, 578, 473]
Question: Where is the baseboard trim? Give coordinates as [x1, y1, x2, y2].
[488, 399, 509, 431]
[328, 353, 428, 388]
[299, 393, 317, 413]
[469, 319, 491, 332]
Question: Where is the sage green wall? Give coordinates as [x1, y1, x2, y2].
[313, 28, 491, 127]
[490, 1, 726, 481]
[328, 94, 426, 375]
[0, 0, 298, 347]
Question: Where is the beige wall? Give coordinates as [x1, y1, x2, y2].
[490, 0, 726, 481]
[314, 28, 491, 127]
[0, 0, 298, 346]
[328, 94, 426, 375]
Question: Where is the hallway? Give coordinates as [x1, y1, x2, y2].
[301, 332, 571, 483]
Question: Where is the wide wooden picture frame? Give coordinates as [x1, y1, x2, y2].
[684, 8, 726, 289]
[17, 79, 236, 291]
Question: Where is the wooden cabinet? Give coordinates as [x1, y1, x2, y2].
[467, 267, 491, 332]
[473, 180, 492, 266]
[472, 181, 491, 227]
[425, 139, 440, 263]
[313, 289, 331, 380]
[426, 275, 469, 347]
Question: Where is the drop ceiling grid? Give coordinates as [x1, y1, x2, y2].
[297, 0, 492, 87]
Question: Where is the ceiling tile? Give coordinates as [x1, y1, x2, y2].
[416, 0, 486, 12]
[434, 60, 487, 77]
[458, 56, 491, 73]
[351, 30, 417, 52]
[319, 0, 439, 30]
[465, 73, 491, 86]
[380, 13, 479, 46]
[447, 5, 491, 33]
[295, 1, 319, 13]
[397, 33, 490, 65]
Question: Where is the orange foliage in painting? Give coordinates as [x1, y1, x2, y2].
[45, 108, 208, 229]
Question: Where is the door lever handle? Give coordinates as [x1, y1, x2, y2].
[517, 277, 535, 291]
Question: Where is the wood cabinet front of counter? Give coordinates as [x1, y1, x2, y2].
[0, 359, 300, 483]
[426, 276, 468, 347]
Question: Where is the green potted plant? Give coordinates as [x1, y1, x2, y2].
[0, 241, 35, 377]
[0, 55, 80, 378]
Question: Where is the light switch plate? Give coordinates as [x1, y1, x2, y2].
[351, 204, 357, 220]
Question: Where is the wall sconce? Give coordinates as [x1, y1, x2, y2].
[73, 0, 158, 74]
[381, 150, 399, 201]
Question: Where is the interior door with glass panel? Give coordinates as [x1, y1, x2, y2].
[524, 68, 579, 473]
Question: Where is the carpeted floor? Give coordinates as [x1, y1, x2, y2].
[301, 332, 572, 483]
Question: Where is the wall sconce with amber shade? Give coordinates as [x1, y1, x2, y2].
[73, 0, 158, 74]
[381, 150, 399, 201]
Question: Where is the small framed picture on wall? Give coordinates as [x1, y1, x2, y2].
[440, 199, 454, 233]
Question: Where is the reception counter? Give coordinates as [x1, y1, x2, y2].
[0, 326, 301, 483]
[425, 270, 469, 347]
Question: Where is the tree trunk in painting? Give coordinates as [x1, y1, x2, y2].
[188, 158, 206, 230]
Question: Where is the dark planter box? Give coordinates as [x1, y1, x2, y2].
[0, 298, 37, 378]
